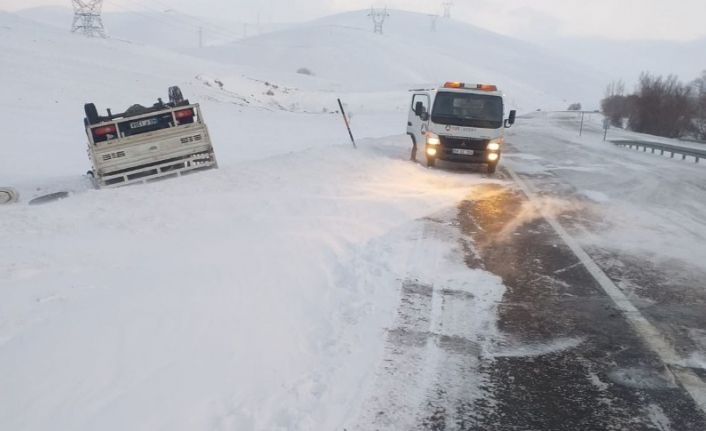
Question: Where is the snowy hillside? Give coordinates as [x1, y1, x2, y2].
[16, 7, 610, 111]
[194, 9, 607, 111]
[16, 6, 291, 49]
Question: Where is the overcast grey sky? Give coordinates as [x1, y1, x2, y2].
[2, 0, 706, 42]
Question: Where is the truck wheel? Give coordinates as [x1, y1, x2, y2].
[0, 187, 19, 205]
[426, 157, 436, 168]
[84, 103, 100, 125]
[169, 86, 184, 105]
[487, 162, 497, 174]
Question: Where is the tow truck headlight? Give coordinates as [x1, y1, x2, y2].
[488, 153, 499, 162]
[426, 132, 441, 146]
[427, 147, 438, 156]
[487, 138, 503, 151]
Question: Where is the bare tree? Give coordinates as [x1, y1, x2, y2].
[601, 79, 632, 127]
[604, 79, 625, 98]
[629, 73, 693, 138]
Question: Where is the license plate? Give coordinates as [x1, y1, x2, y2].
[452, 149, 475, 156]
[130, 118, 159, 129]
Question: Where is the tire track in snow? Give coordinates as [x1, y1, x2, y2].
[350, 210, 504, 431]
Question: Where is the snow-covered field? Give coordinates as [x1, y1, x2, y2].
[2, 7, 706, 431]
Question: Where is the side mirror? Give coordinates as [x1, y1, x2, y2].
[420, 112, 430, 122]
[414, 101, 426, 117]
[505, 110, 516, 128]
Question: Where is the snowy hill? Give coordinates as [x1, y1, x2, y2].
[15, 7, 618, 111]
[194, 9, 607, 111]
[16, 6, 291, 49]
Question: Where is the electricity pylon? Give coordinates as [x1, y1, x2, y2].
[368, 7, 389, 34]
[442, 1, 453, 19]
[429, 14, 439, 32]
[71, 0, 107, 38]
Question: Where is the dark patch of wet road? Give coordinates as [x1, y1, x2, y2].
[451, 183, 706, 431]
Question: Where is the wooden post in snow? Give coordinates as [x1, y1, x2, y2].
[337, 99, 357, 149]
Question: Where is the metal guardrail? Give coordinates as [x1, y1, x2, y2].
[611, 140, 706, 163]
[679, 137, 706, 144]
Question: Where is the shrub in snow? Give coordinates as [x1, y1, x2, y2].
[296, 67, 314, 76]
[629, 73, 692, 138]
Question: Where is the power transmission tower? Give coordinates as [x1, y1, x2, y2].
[429, 14, 439, 32]
[368, 7, 389, 34]
[70, 0, 107, 38]
[442, 1, 453, 19]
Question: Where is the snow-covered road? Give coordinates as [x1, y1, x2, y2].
[347, 113, 706, 430]
[3, 9, 706, 429]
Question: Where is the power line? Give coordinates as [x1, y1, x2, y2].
[140, 0, 245, 40]
[103, 0, 242, 43]
[429, 14, 439, 32]
[117, 0, 241, 39]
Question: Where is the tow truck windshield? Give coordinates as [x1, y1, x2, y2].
[431, 91, 504, 129]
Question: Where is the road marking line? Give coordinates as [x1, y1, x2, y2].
[505, 165, 706, 415]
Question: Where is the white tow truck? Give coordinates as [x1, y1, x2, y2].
[406, 82, 516, 173]
[84, 86, 218, 188]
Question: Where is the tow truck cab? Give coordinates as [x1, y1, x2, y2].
[406, 82, 516, 173]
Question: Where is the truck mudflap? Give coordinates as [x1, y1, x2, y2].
[93, 149, 218, 188]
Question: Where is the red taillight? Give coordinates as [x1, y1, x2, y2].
[175, 109, 194, 120]
[93, 125, 117, 137]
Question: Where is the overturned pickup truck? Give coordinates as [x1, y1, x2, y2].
[84, 86, 218, 188]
